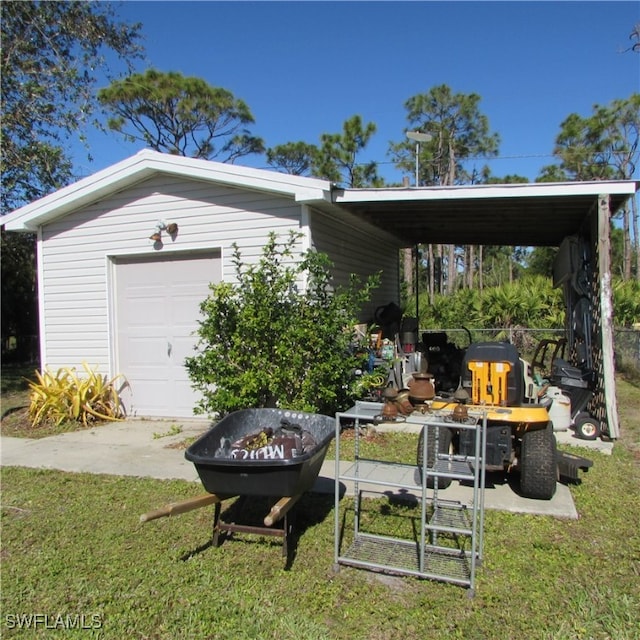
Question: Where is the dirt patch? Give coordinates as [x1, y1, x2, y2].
[339, 425, 388, 444]
[1, 403, 110, 440]
[164, 439, 195, 450]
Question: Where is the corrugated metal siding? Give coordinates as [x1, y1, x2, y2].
[309, 209, 401, 323]
[39, 175, 305, 373]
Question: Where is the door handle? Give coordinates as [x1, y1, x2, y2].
[167, 341, 172, 357]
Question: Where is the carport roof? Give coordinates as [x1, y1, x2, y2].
[331, 181, 639, 247]
[3, 148, 637, 249]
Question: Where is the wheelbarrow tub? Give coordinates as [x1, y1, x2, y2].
[185, 408, 335, 497]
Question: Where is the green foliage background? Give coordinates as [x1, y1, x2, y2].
[418, 275, 640, 330]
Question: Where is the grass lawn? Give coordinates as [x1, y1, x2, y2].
[1, 376, 639, 639]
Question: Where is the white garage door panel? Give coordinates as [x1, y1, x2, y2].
[174, 380, 197, 404]
[114, 252, 220, 417]
[125, 297, 167, 326]
[126, 338, 168, 368]
[129, 380, 171, 414]
[172, 336, 199, 361]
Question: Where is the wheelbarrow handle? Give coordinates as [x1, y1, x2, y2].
[264, 493, 303, 527]
[140, 493, 221, 523]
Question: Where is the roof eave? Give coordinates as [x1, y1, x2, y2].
[2, 149, 333, 232]
[333, 180, 639, 206]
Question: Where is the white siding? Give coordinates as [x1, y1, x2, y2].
[38, 175, 305, 375]
[309, 209, 401, 322]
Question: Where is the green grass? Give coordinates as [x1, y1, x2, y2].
[1, 364, 33, 414]
[1, 364, 36, 395]
[2, 451, 639, 639]
[2, 377, 640, 639]
[326, 429, 419, 464]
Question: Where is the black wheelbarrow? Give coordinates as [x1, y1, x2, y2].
[141, 408, 335, 560]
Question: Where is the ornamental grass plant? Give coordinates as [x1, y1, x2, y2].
[27, 363, 125, 428]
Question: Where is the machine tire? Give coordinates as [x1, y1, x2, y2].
[574, 412, 600, 440]
[416, 425, 453, 489]
[519, 422, 557, 500]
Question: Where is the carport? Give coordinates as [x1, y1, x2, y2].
[330, 180, 639, 439]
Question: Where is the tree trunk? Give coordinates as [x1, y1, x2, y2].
[428, 244, 435, 304]
[447, 244, 456, 293]
[633, 196, 639, 280]
[623, 205, 631, 279]
[467, 245, 475, 288]
[403, 247, 413, 299]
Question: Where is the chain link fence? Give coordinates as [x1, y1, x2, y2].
[421, 327, 640, 375]
[615, 328, 640, 374]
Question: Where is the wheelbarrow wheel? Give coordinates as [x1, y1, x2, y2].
[574, 412, 600, 440]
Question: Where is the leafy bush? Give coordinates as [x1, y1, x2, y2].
[28, 363, 125, 427]
[612, 278, 640, 327]
[185, 232, 380, 417]
[420, 276, 565, 331]
[420, 275, 640, 333]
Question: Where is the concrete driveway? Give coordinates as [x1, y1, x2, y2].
[1, 418, 610, 519]
[0, 418, 209, 482]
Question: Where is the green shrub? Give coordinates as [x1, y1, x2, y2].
[28, 363, 125, 427]
[613, 278, 640, 327]
[420, 275, 639, 333]
[185, 231, 380, 417]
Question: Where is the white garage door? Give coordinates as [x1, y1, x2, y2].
[114, 252, 221, 418]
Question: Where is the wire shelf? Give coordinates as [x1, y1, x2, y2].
[339, 535, 472, 585]
[335, 405, 486, 592]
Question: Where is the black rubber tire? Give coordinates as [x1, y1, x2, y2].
[416, 425, 453, 489]
[519, 422, 557, 500]
[574, 412, 600, 441]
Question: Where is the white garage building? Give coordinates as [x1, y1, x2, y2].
[2, 150, 401, 417]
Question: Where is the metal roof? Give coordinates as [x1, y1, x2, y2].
[3, 148, 637, 249]
[332, 181, 639, 247]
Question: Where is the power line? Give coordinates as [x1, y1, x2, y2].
[372, 153, 556, 166]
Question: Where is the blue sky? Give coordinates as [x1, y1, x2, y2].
[73, 1, 640, 183]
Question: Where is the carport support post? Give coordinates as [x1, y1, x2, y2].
[415, 244, 420, 323]
[597, 194, 620, 439]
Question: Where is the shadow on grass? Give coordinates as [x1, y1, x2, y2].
[179, 491, 339, 570]
[1, 404, 29, 420]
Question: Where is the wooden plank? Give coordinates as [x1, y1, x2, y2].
[597, 194, 620, 438]
[140, 493, 220, 523]
[264, 494, 303, 527]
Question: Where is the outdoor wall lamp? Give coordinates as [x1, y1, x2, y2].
[148, 220, 179, 243]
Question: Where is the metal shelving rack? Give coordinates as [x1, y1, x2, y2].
[334, 400, 487, 594]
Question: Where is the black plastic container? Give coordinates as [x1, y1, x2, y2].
[185, 408, 335, 498]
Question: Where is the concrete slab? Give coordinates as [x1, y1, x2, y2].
[314, 461, 579, 519]
[0, 419, 210, 482]
[1, 417, 589, 519]
[554, 428, 614, 455]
